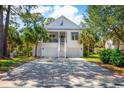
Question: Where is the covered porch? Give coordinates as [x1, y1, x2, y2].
[35, 31, 67, 58]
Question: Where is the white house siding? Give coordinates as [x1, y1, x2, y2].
[45, 16, 80, 30]
[105, 40, 115, 49]
[105, 40, 124, 50]
[114, 41, 124, 50]
[32, 30, 83, 58]
[32, 43, 58, 57]
[66, 31, 83, 57]
[66, 48, 83, 57]
[41, 43, 58, 57]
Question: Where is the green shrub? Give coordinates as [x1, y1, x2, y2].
[100, 49, 124, 66]
[99, 49, 112, 64]
[110, 50, 124, 66]
[22, 48, 32, 55]
[83, 50, 88, 57]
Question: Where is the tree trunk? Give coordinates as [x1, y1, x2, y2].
[117, 39, 120, 50]
[87, 43, 90, 56]
[35, 42, 38, 57]
[26, 42, 29, 56]
[3, 5, 11, 57]
[0, 5, 3, 56]
[103, 40, 106, 48]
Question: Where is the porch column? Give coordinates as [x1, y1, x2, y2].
[64, 32, 67, 58]
[58, 32, 60, 58]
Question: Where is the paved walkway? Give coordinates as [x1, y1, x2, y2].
[0, 58, 124, 88]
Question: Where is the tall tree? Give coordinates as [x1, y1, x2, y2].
[44, 17, 55, 25]
[85, 5, 124, 48]
[0, 5, 39, 57]
[0, 5, 3, 56]
[3, 5, 11, 56]
[79, 28, 98, 56]
[20, 12, 48, 57]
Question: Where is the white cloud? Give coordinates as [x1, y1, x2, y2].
[30, 5, 84, 25]
[31, 6, 52, 16]
[49, 5, 83, 25]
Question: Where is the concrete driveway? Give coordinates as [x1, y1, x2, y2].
[0, 58, 124, 88]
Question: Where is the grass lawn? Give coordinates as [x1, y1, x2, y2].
[83, 54, 124, 76]
[83, 54, 101, 63]
[0, 56, 35, 73]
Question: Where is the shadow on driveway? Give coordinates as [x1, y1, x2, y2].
[0, 58, 124, 88]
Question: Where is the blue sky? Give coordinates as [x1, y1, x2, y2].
[74, 5, 88, 14]
[18, 5, 88, 29]
[40, 5, 88, 18]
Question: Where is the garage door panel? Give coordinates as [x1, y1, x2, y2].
[67, 47, 83, 57]
[42, 47, 58, 57]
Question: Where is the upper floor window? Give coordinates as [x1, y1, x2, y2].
[48, 33, 58, 42]
[71, 32, 79, 40]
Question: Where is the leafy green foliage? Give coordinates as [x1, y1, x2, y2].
[22, 47, 32, 55]
[8, 26, 22, 52]
[86, 6, 124, 48]
[110, 50, 124, 66]
[100, 49, 124, 66]
[0, 61, 15, 67]
[99, 49, 112, 64]
[44, 17, 55, 25]
[83, 50, 88, 57]
[79, 28, 98, 56]
[20, 12, 48, 57]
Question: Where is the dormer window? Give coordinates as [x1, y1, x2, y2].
[60, 20, 63, 26]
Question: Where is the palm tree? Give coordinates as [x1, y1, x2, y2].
[21, 28, 34, 56]
[8, 26, 21, 53]
[33, 25, 48, 57]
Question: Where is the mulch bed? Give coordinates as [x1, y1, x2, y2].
[90, 61, 124, 76]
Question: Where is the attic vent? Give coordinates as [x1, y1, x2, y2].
[60, 20, 63, 26]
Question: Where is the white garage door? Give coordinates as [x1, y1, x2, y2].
[67, 47, 83, 57]
[42, 47, 58, 57]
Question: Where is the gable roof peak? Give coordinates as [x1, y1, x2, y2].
[45, 15, 81, 30]
[59, 15, 65, 18]
[56, 15, 67, 20]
